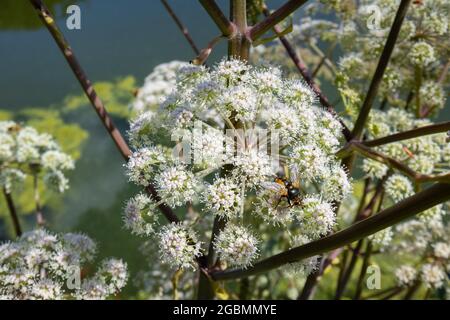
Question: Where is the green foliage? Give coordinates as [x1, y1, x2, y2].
[0, 107, 88, 226]
[18, 108, 88, 160]
[63, 76, 136, 119]
[246, 0, 264, 25]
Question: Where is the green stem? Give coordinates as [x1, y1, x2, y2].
[197, 0, 249, 299]
[2, 188, 22, 237]
[414, 66, 422, 118]
[228, 0, 250, 59]
[32, 172, 45, 227]
[363, 121, 450, 148]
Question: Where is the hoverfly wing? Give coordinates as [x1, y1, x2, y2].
[289, 165, 301, 189]
[261, 181, 285, 193]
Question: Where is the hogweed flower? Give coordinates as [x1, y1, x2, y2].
[408, 41, 436, 68]
[420, 263, 446, 289]
[0, 121, 74, 194]
[124, 58, 350, 281]
[123, 193, 159, 236]
[294, 196, 336, 239]
[214, 224, 259, 268]
[385, 174, 414, 203]
[202, 177, 242, 219]
[395, 265, 417, 287]
[0, 229, 127, 300]
[158, 223, 203, 270]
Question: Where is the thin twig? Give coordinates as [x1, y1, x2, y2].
[211, 182, 450, 281]
[28, 0, 131, 160]
[438, 59, 450, 84]
[297, 248, 343, 300]
[2, 188, 22, 237]
[161, 0, 200, 55]
[334, 239, 364, 299]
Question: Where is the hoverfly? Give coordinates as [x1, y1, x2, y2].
[262, 167, 304, 209]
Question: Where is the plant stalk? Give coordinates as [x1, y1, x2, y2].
[2, 188, 22, 237]
[211, 182, 450, 281]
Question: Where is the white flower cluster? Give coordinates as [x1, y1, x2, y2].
[0, 121, 74, 194]
[268, 1, 448, 117]
[0, 229, 128, 300]
[390, 208, 450, 291]
[158, 223, 203, 270]
[395, 265, 417, 287]
[124, 59, 351, 273]
[363, 108, 449, 200]
[132, 61, 189, 114]
[213, 224, 259, 268]
[123, 193, 159, 236]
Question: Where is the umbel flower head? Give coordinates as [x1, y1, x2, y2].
[123, 193, 159, 236]
[213, 224, 259, 268]
[0, 229, 128, 300]
[158, 223, 203, 270]
[124, 58, 351, 271]
[0, 121, 74, 194]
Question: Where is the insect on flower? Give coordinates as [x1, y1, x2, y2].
[263, 167, 304, 209]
